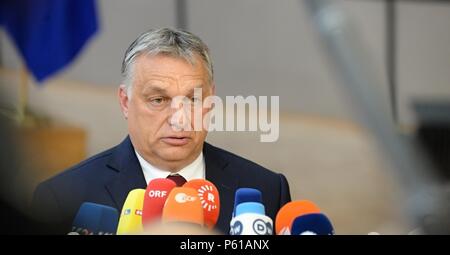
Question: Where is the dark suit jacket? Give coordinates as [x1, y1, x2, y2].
[31, 136, 291, 234]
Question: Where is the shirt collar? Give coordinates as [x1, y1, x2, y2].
[135, 150, 205, 184]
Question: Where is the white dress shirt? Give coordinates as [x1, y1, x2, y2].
[135, 150, 205, 185]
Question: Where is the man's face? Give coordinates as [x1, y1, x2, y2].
[118, 54, 214, 171]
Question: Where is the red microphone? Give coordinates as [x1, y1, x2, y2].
[183, 179, 220, 229]
[142, 178, 177, 227]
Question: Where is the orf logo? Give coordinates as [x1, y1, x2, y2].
[148, 190, 167, 198]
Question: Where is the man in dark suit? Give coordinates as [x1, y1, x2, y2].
[31, 28, 291, 234]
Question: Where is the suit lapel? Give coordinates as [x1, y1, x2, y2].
[105, 137, 147, 211]
[103, 138, 237, 233]
[204, 142, 238, 234]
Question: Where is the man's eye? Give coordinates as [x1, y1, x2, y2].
[149, 97, 167, 106]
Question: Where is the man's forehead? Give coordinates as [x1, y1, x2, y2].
[141, 73, 206, 83]
[138, 74, 206, 90]
[141, 82, 204, 94]
[133, 55, 208, 86]
[136, 53, 205, 74]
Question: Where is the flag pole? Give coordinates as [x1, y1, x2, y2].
[0, 66, 29, 123]
[17, 64, 28, 125]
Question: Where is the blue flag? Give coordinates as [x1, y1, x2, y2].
[0, 0, 98, 83]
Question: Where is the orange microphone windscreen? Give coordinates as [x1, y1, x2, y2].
[183, 179, 220, 229]
[162, 187, 204, 226]
[275, 200, 321, 235]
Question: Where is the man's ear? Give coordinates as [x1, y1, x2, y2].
[118, 84, 129, 119]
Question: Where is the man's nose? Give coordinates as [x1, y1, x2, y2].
[168, 98, 191, 131]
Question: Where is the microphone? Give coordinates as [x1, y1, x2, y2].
[162, 187, 204, 226]
[116, 189, 145, 235]
[235, 202, 265, 216]
[183, 179, 220, 229]
[229, 201, 273, 235]
[142, 178, 177, 227]
[71, 202, 119, 235]
[232, 188, 262, 217]
[275, 200, 321, 235]
[291, 213, 335, 235]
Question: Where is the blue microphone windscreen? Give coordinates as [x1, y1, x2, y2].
[234, 188, 262, 211]
[72, 202, 119, 235]
[291, 213, 334, 235]
[235, 202, 265, 216]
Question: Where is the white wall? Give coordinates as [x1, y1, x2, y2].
[397, 1, 450, 125]
[1, 0, 450, 234]
[1, 0, 389, 122]
[2, 1, 450, 126]
[186, 0, 388, 120]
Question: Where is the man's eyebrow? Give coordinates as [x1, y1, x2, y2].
[142, 85, 168, 94]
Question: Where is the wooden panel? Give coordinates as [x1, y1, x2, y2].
[16, 125, 86, 199]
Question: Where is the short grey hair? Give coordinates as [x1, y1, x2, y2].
[121, 28, 214, 94]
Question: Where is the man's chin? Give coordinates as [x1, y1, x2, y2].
[157, 145, 195, 161]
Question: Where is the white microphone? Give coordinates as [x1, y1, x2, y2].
[229, 201, 273, 235]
